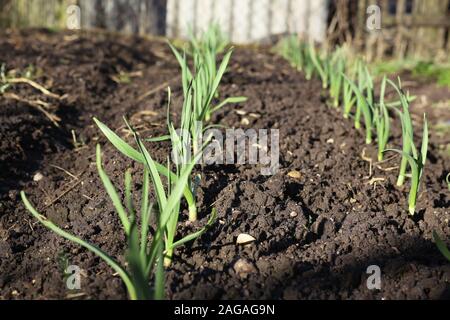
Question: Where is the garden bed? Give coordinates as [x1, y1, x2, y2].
[0, 29, 449, 300]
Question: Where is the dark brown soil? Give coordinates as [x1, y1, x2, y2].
[0, 29, 449, 300]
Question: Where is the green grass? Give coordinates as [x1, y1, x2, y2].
[372, 59, 450, 88]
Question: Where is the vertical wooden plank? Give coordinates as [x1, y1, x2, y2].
[288, 0, 308, 37]
[447, 1, 450, 52]
[408, 0, 420, 57]
[195, 0, 213, 35]
[308, 0, 328, 42]
[270, 0, 290, 35]
[212, 0, 232, 38]
[437, 0, 449, 58]
[394, 0, 406, 60]
[166, 0, 179, 37]
[177, 0, 195, 38]
[231, 0, 251, 43]
[151, 0, 167, 35]
[250, 0, 270, 41]
[1, 0, 71, 29]
[356, 0, 367, 51]
[415, 0, 448, 59]
[376, 0, 389, 60]
[0, 0, 11, 28]
[103, 0, 115, 31]
[78, 0, 96, 29]
[364, 0, 377, 62]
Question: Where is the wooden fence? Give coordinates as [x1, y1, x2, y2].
[0, 0, 328, 43]
[0, 0, 167, 35]
[330, 0, 450, 61]
[166, 0, 328, 43]
[1, 0, 449, 58]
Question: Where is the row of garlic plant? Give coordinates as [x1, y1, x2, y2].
[277, 35, 428, 215]
[21, 26, 244, 300]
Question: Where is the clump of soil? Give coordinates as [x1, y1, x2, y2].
[0, 29, 449, 300]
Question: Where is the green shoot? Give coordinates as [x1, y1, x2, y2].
[352, 62, 374, 131]
[308, 44, 328, 89]
[433, 231, 450, 262]
[384, 93, 416, 108]
[342, 72, 373, 144]
[124, 115, 216, 267]
[168, 42, 246, 125]
[385, 114, 428, 215]
[386, 78, 414, 186]
[374, 76, 390, 161]
[277, 38, 315, 80]
[94, 117, 198, 221]
[189, 23, 228, 56]
[329, 49, 345, 107]
[184, 24, 247, 122]
[22, 112, 218, 299]
[303, 52, 315, 81]
[276, 35, 304, 71]
[342, 62, 358, 118]
[22, 145, 160, 300]
[161, 40, 245, 220]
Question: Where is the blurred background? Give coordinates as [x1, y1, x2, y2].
[0, 0, 449, 61]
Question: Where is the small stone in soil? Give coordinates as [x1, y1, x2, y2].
[287, 170, 302, 179]
[33, 172, 44, 181]
[240, 117, 250, 125]
[236, 233, 256, 245]
[233, 258, 257, 278]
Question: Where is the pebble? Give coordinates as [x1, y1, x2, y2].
[240, 117, 250, 125]
[287, 170, 302, 179]
[33, 172, 44, 182]
[236, 233, 256, 245]
[233, 258, 257, 278]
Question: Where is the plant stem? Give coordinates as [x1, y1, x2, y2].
[408, 171, 419, 215]
[188, 203, 197, 222]
[378, 151, 383, 162]
[164, 248, 173, 267]
[396, 158, 408, 186]
[366, 130, 372, 145]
